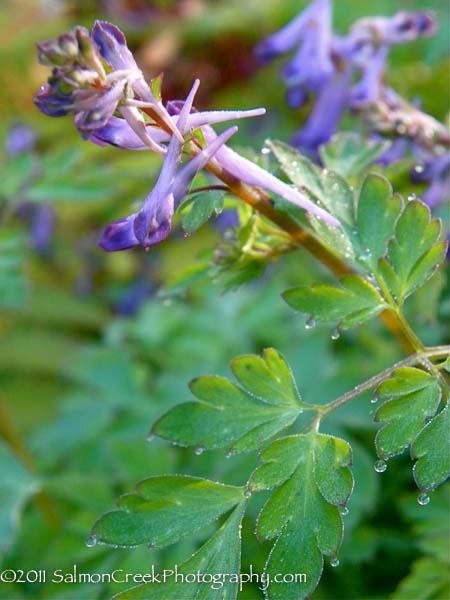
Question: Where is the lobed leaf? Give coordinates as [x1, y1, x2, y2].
[90, 475, 245, 548]
[319, 133, 390, 178]
[379, 200, 446, 303]
[152, 349, 308, 454]
[282, 275, 385, 330]
[250, 432, 353, 599]
[356, 173, 402, 269]
[113, 502, 246, 599]
[411, 404, 450, 491]
[181, 190, 224, 233]
[374, 368, 442, 460]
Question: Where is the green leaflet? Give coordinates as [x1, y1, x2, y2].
[0, 441, 39, 553]
[378, 200, 446, 303]
[250, 432, 353, 599]
[113, 502, 246, 599]
[268, 140, 355, 259]
[374, 368, 442, 460]
[356, 173, 403, 269]
[181, 190, 224, 233]
[282, 274, 385, 330]
[319, 133, 390, 178]
[152, 349, 308, 454]
[0, 232, 28, 309]
[90, 475, 245, 548]
[411, 404, 450, 491]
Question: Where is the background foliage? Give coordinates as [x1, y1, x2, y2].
[0, 0, 448, 598]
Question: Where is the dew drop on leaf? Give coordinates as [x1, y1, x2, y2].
[330, 557, 340, 567]
[225, 449, 234, 458]
[147, 433, 155, 443]
[339, 505, 349, 516]
[407, 193, 417, 201]
[305, 316, 316, 330]
[86, 535, 97, 548]
[195, 445, 205, 455]
[374, 459, 387, 473]
[370, 395, 379, 404]
[331, 327, 340, 341]
[417, 492, 430, 506]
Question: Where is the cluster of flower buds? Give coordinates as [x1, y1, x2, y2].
[255, 0, 449, 208]
[34, 22, 340, 253]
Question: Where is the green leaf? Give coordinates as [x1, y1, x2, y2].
[113, 502, 246, 599]
[393, 557, 450, 600]
[374, 368, 442, 460]
[356, 174, 402, 268]
[268, 140, 356, 258]
[181, 191, 224, 233]
[0, 232, 28, 309]
[91, 475, 245, 548]
[251, 432, 353, 599]
[282, 275, 385, 329]
[411, 404, 450, 491]
[152, 349, 307, 454]
[319, 133, 390, 178]
[379, 200, 446, 302]
[0, 441, 39, 553]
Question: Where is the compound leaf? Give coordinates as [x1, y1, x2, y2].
[251, 432, 353, 599]
[152, 349, 308, 454]
[374, 368, 442, 460]
[90, 475, 245, 548]
[114, 502, 246, 599]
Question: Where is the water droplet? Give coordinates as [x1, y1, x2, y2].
[195, 446, 205, 455]
[339, 505, 349, 516]
[162, 298, 173, 307]
[374, 459, 387, 473]
[225, 450, 234, 459]
[361, 248, 372, 261]
[86, 535, 97, 548]
[417, 492, 430, 506]
[407, 193, 416, 201]
[244, 490, 252, 498]
[261, 146, 270, 155]
[413, 164, 424, 174]
[370, 395, 379, 404]
[331, 327, 340, 341]
[147, 433, 155, 442]
[305, 316, 316, 330]
[331, 183, 339, 192]
[183, 232, 191, 239]
[330, 557, 340, 568]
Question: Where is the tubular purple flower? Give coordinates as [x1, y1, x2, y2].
[255, 0, 330, 62]
[201, 126, 340, 227]
[88, 107, 266, 150]
[349, 47, 387, 109]
[290, 66, 351, 157]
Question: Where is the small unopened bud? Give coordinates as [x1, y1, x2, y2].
[58, 32, 79, 58]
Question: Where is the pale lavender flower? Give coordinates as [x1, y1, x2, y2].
[4, 124, 36, 156]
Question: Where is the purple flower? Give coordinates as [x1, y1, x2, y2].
[99, 82, 239, 251]
[34, 21, 181, 150]
[291, 67, 351, 157]
[4, 124, 36, 156]
[256, 0, 334, 102]
[201, 126, 340, 227]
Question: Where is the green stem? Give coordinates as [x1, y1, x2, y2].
[317, 345, 450, 422]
